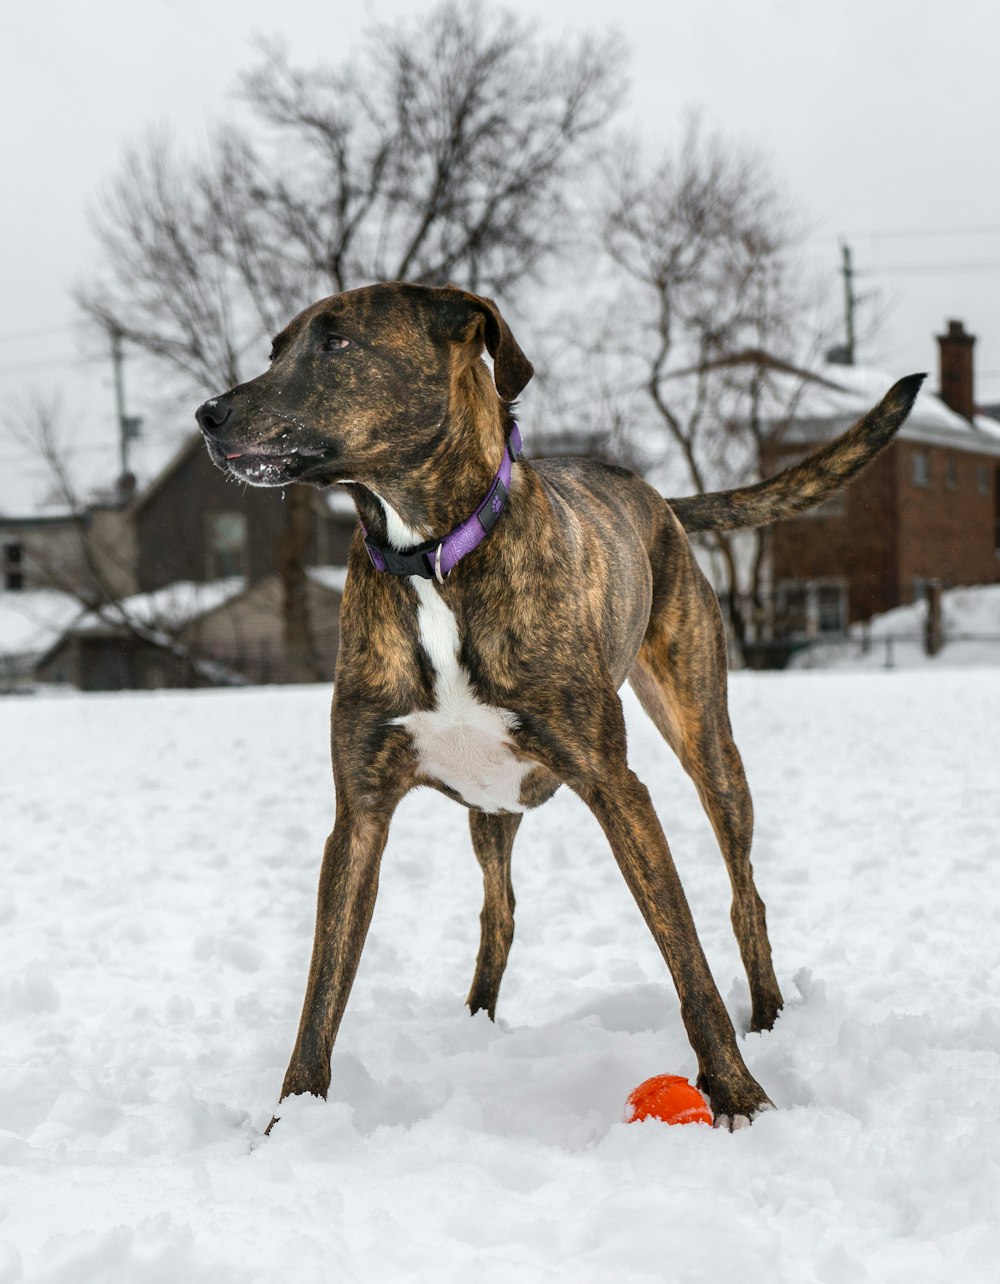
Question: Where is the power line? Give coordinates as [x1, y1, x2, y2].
[859, 260, 1000, 276]
[845, 223, 1000, 241]
[809, 223, 1000, 246]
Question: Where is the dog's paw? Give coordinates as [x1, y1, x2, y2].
[699, 1072, 774, 1128]
[713, 1102, 775, 1131]
[749, 991, 784, 1033]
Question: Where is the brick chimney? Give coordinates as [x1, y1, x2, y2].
[937, 319, 976, 421]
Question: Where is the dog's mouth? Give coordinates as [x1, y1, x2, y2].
[204, 438, 335, 488]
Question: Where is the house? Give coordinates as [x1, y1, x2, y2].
[764, 321, 1000, 641]
[1, 492, 137, 603]
[35, 570, 346, 690]
[1, 427, 357, 689]
[129, 435, 353, 593]
[0, 589, 82, 692]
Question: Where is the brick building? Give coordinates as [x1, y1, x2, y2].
[764, 321, 1000, 639]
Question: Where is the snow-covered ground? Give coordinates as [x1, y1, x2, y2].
[791, 584, 1000, 671]
[2, 671, 999, 1282]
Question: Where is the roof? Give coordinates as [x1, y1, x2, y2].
[66, 578, 250, 637]
[769, 362, 1000, 457]
[0, 589, 83, 658]
[47, 569, 348, 641]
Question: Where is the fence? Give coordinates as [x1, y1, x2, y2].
[744, 629, 1000, 670]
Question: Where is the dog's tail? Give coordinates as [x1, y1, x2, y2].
[666, 372, 926, 532]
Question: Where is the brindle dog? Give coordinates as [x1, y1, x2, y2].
[195, 283, 923, 1129]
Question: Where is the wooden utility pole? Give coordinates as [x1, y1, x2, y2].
[110, 324, 129, 479]
[109, 324, 141, 495]
[840, 241, 856, 366]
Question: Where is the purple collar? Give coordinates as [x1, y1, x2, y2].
[362, 423, 522, 583]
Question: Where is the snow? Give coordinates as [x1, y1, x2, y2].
[307, 565, 349, 594]
[792, 584, 1000, 670]
[769, 362, 1000, 456]
[68, 578, 248, 634]
[2, 671, 999, 1282]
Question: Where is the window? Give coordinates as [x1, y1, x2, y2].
[775, 580, 847, 639]
[911, 450, 930, 487]
[816, 584, 847, 634]
[977, 464, 990, 496]
[944, 455, 957, 491]
[206, 512, 247, 579]
[2, 541, 24, 591]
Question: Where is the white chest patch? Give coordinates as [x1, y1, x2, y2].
[373, 494, 530, 814]
[395, 578, 530, 813]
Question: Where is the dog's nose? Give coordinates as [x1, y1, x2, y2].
[195, 395, 234, 435]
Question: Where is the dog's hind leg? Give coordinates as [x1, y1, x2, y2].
[467, 811, 522, 1019]
[629, 565, 784, 1034]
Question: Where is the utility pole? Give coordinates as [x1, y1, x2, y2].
[840, 241, 856, 366]
[110, 324, 141, 496]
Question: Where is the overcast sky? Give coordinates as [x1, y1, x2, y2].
[3, 0, 1000, 486]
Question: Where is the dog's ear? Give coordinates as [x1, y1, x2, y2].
[436, 288, 534, 402]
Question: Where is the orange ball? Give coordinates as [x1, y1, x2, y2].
[625, 1075, 713, 1126]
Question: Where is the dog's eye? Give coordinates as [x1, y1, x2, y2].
[324, 335, 352, 352]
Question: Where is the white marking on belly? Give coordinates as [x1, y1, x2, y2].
[372, 493, 531, 814]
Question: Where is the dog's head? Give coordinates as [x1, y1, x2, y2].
[195, 282, 533, 490]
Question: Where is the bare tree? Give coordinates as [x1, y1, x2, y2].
[599, 116, 832, 661]
[76, 1, 622, 681]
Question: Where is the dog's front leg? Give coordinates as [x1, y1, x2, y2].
[577, 768, 773, 1127]
[275, 796, 397, 1109]
[467, 811, 522, 1020]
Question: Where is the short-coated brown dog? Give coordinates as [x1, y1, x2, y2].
[195, 282, 923, 1129]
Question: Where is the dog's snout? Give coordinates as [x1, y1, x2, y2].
[195, 396, 234, 435]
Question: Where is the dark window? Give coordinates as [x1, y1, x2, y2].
[977, 464, 990, 496]
[775, 580, 846, 638]
[3, 541, 24, 591]
[816, 584, 847, 634]
[206, 512, 247, 579]
[944, 455, 957, 491]
[911, 450, 930, 487]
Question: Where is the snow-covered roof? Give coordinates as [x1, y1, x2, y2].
[0, 589, 83, 657]
[67, 578, 249, 636]
[771, 362, 1000, 456]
